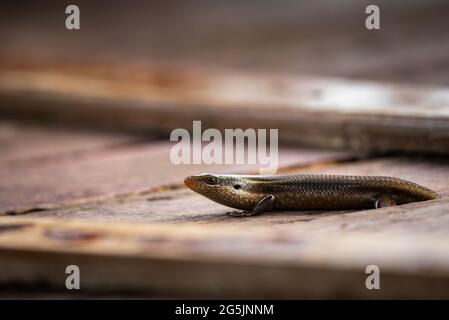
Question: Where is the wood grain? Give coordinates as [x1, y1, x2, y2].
[0, 214, 449, 298]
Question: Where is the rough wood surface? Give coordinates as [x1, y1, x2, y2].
[0, 121, 353, 214]
[1, 126, 449, 299]
[1, 213, 449, 298]
[22, 156, 449, 228]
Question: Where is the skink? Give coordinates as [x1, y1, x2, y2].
[184, 173, 440, 217]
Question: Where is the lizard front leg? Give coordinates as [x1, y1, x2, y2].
[227, 195, 275, 217]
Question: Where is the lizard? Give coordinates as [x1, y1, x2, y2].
[184, 173, 440, 217]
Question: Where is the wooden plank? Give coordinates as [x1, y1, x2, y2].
[0, 137, 352, 214]
[24, 156, 449, 229]
[22, 190, 449, 237]
[0, 215, 448, 298]
[0, 66, 448, 155]
[0, 121, 141, 165]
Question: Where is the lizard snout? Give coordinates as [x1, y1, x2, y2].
[184, 175, 194, 189]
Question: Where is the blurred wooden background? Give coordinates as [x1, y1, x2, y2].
[0, 0, 449, 298]
[2, 0, 449, 85]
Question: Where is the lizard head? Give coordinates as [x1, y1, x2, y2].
[184, 173, 256, 210]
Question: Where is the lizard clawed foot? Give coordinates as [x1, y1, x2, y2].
[226, 195, 274, 217]
[226, 210, 255, 218]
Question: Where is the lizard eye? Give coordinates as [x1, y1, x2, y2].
[204, 176, 219, 185]
[233, 184, 242, 190]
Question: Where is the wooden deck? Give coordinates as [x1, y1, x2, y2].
[1, 115, 449, 298]
[1, 0, 449, 299]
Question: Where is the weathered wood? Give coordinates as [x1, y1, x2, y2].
[0, 130, 352, 214]
[0, 215, 449, 298]
[1, 0, 449, 299]
[0, 121, 140, 165]
[24, 156, 449, 229]
[1, 66, 448, 155]
[2, 133, 448, 298]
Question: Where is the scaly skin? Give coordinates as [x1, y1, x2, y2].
[184, 173, 440, 216]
